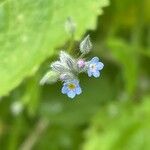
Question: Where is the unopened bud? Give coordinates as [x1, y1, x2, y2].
[60, 73, 76, 81]
[40, 71, 60, 85]
[65, 17, 76, 35]
[51, 61, 69, 73]
[77, 59, 85, 68]
[80, 35, 92, 54]
[59, 51, 76, 72]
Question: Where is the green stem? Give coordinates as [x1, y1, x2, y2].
[68, 33, 75, 54]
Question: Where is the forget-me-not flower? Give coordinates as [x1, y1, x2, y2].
[41, 33, 104, 99]
[61, 79, 82, 98]
[87, 57, 104, 78]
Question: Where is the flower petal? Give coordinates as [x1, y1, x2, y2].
[91, 57, 99, 63]
[73, 79, 79, 84]
[76, 86, 82, 95]
[97, 62, 104, 70]
[67, 91, 76, 98]
[87, 69, 92, 77]
[93, 70, 100, 78]
[61, 85, 68, 94]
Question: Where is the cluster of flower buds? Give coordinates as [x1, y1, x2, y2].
[40, 35, 104, 99]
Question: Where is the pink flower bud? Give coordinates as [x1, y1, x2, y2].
[77, 59, 85, 68]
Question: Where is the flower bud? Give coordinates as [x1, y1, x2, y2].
[77, 59, 85, 68]
[60, 73, 76, 81]
[51, 61, 69, 73]
[40, 71, 60, 85]
[79, 35, 92, 54]
[59, 51, 76, 72]
[65, 17, 76, 35]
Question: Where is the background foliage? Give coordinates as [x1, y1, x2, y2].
[0, 0, 150, 150]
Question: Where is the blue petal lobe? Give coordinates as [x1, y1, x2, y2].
[61, 85, 68, 94]
[97, 62, 104, 70]
[73, 79, 79, 84]
[93, 70, 100, 78]
[67, 91, 76, 98]
[87, 69, 92, 77]
[76, 86, 82, 95]
[91, 57, 99, 63]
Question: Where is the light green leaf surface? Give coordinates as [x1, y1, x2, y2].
[0, 0, 109, 97]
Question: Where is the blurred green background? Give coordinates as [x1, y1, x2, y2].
[0, 0, 150, 149]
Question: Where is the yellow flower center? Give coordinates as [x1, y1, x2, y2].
[68, 83, 76, 90]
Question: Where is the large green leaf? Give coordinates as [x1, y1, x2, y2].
[0, 0, 109, 97]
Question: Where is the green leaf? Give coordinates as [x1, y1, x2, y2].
[106, 38, 139, 96]
[0, 0, 109, 97]
[82, 96, 150, 150]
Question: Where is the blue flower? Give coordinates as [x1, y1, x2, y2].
[87, 57, 104, 78]
[61, 79, 82, 98]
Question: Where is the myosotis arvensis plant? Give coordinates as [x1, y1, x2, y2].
[40, 18, 104, 99]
